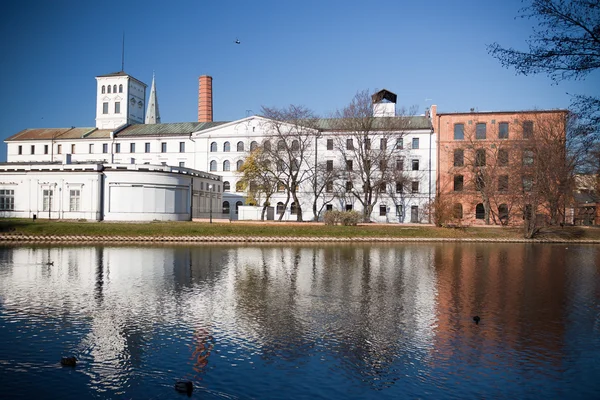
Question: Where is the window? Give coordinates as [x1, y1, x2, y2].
[378, 182, 386, 192]
[57, 144, 62, 154]
[236, 201, 243, 214]
[42, 189, 53, 211]
[498, 204, 509, 223]
[346, 160, 353, 171]
[210, 142, 217, 152]
[396, 182, 403, 193]
[236, 182, 244, 192]
[101, 85, 105, 94]
[71, 144, 76, 154]
[453, 203, 463, 219]
[44, 145, 49, 155]
[210, 160, 217, 171]
[522, 175, 533, 192]
[69, 189, 80, 212]
[523, 149, 534, 166]
[31, 145, 35, 154]
[475, 203, 485, 219]
[290, 202, 298, 215]
[161, 142, 167, 153]
[178, 142, 185, 153]
[498, 175, 509, 192]
[115, 102, 121, 114]
[89, 144, 94, 153]
[475, 173, 485, 190]
[119, 84, 123, 93]
[179, 162, 185, 167]
[277, 140, 286, 151]
[292, 159, 300, 172]
[346, 181, 353, 192]
[113, 84, 117, 93]
[223, 142, 230, 152]
[0, 189, 15, 211]
[396, 138, 403, 149]
[223, 160, 230, 171]
[237, 141, 244, 152]
[379, 160, 387, 171]
[277, 202, 285, 214]
[379, 205, 387, 216]
[412, 181, 419, 193]
[264, 140, 271, 151]
[498, 122, 509, 139]
[326, 204, 333, 212]
[364, 138, 371, 150]
[412, 138, 419, 149]
[498, 149, 509, 166]
[396, 204, 403, 217]
[454, 149, 464, 167]
[250, 141, 258, 151]
[103, 102, 108, 114]
[327, 139, 333, 150]
[130, 143, 135, 153]
[236, 160, 244, 171]
[476, 123, 486, 139]
[115, 143, 120, 153]
[475, 149, 486, 166]
[102, 143, 108, 153]
[326, 160, 333, 171]
[380, 138, 387, 150]
[107, 85, 111, 94]
[454, 124, 464, 140]
[291, 140, 299, 151]
[326, 181, 333, 192]
[277, 182, 285, 192]
[346, 204, 353, 211]
[523, 121, 533, 139]
[454, 175, 464, 191]
[396, 159, 404, 170]
[346, 139, 354, 150]
[222, 201, 230, 214]
[145, 143, 150, 153]
[223, 181, 231, 192]
[412, 159, 419, 171]
[18, 145, 22, 155]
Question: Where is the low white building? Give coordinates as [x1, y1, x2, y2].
[0, 161, 221, 221]
[3, 71, 436, 223]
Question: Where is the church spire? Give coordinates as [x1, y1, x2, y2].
[145, 73, 161, 124]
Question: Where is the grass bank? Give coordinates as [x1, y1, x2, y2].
[1, 218, 599, 241]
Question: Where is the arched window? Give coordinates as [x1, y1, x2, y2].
[119, 84, 123, 93]
[223, 181, 231, 191]
[291, 140, 300, 151]
[291, 158, 300, 171]
[223, 141, 230, 152]
[237, 141, 244, 152]
[222, 201, 230, 214]
[498, 204, 509, 224]
[264, 140, 271, 151]
[475, 203, 485, 220]
[209, 160, 217, 171]
[235, 201, 243, 214]
[210, 142, 217, 152]
[290, 202, 298, 215]
[113, 85, 117, 93]
[236, 181, 244, 192]
[277, 202, 285, 214]
[453, 203, 463, 219]
[277, 140, 286, 151]
[101, 85, 106, 94]
[250, 141, 258, 151]
[223, 160, 230, 171]
[236, 160, 244, 171]
[107, 85, 111, 94]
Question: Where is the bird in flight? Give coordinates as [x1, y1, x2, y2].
[235, 38, 241, 44]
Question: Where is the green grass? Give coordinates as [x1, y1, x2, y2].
[1, 218, 599, 240]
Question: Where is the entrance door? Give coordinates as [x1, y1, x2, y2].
[410, 206, 419, 223]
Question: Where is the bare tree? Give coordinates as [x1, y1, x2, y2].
[260, 105, 319, 222]
[237, 147, 278, 220]
[310, 156, 338, 221]
[329, 90, 417, 222]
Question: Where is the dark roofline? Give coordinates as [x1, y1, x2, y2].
[96, 71, 147, 88]
[437, 109, 569, 116]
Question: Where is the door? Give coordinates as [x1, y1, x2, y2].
[410, 205, 419, 223]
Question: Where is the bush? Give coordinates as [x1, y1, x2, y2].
[323, 210, 341, 225]
[340, 210, 362, 226]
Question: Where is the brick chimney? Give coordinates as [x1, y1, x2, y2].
[198, 75, 213, 122]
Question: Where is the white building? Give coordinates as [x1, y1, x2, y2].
[3, 71, 436, 223]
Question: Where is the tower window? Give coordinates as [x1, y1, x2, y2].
[102, 102, 108, 114]
[101, 85, 106, 94]
[119, 84, 123, 93]
[107, 85, 111, 94]
[113, 85, 117, 93]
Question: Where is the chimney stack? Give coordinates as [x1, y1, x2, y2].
[198, 75, 213, 122]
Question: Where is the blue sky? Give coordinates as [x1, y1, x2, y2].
[1, 0, 598, 161]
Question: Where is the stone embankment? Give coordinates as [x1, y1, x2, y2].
[0, 234, 599, 244]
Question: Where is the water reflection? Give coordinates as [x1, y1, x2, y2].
[0, 243, 599, 399]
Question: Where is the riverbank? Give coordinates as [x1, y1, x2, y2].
[1, 218, 599, 243]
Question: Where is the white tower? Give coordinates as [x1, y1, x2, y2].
[95, 71, 147, 129]
[145, 73, 161, 124]
[372, 89, 397, 117]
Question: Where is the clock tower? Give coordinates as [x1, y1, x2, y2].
[95, 71, 147, 129]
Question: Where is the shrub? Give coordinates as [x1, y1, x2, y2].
[340, 210, 362, 226]
[323, 210, 341, 225]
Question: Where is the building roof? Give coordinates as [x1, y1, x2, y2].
[115, 121, 229, 137]
[316, 116, 432, 131]
[5, 127, 97, 141]
[437, 109, 569, 116]
[95, 71, 147, 87]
